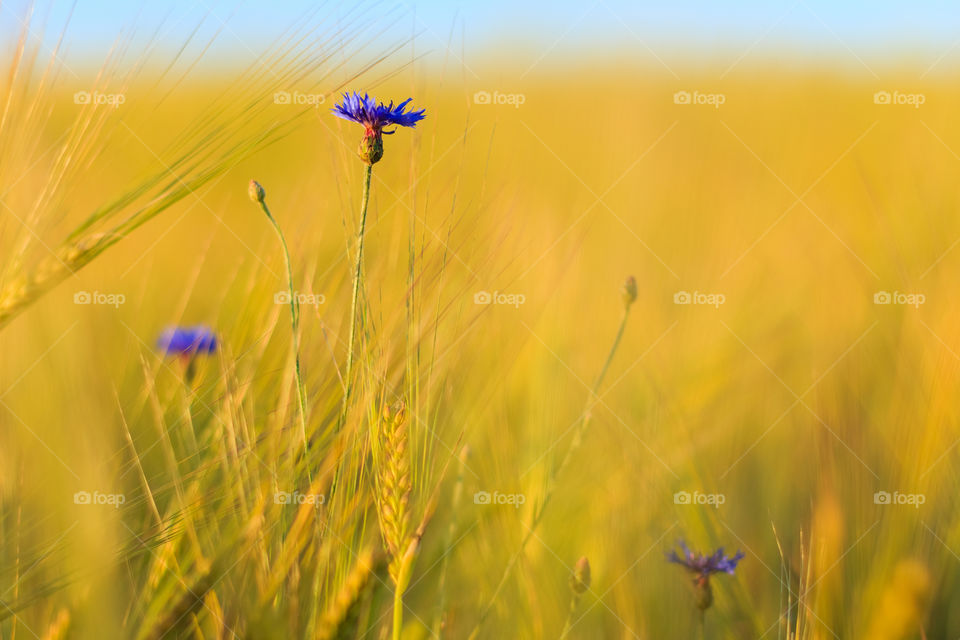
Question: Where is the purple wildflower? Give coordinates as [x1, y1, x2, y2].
[332, 91, 425, 164]
[156, 326, 218, 356]
[667, 540, 744, 576]
[332, 92, 425, 133]
[667, 540, 743, 611]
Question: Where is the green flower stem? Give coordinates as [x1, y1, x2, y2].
[256, 196, 310, 471]
[340, 163, 373, 424]
[469, 305, 631, 639]
[559, 592, 582, 639]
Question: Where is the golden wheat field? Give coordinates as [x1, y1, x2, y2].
[1, 2, 960, 638]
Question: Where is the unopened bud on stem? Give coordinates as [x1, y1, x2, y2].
[622, 275, 637, 308]
[570, 556, 591, 595]
[248, 180, 266, 204]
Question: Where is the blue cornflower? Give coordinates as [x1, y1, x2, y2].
[332, 92, 425, 133]
[667, 540, 743, 611]
[156, 325, 218, 356]
[667, 540, 744, 576]
[332, 91, 425, 164]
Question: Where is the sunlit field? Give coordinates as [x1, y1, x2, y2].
[2, 5, 960, 638]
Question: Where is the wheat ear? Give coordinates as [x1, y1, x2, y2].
[316, 548, 384, 640]
[375, 400, 418, 640]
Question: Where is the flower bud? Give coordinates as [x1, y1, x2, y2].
[358, 128, 384, 165]
[248, 180, 265, 203]
[621, 275, 637, 308]
[570, 556, 591, 595]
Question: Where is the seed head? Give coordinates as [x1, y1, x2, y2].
[376, 398, 412, 587]
[316, 548, 384, 640]
[383, 399, 406, 426]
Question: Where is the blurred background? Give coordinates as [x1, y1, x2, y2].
[1, 1, 959, 638]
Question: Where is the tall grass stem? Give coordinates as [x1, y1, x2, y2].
[469, 306, 631, 638]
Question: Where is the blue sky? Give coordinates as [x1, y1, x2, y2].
[4, 1, 960, 69]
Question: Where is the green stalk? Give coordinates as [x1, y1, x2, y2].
[393, 588, 404, 640]
[469, 303, 632, 639]
[253, 187, 310, 472]
[432, 447, 468, 638]
[559, 593, 581, 639]
[340, 163, 373, 425]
